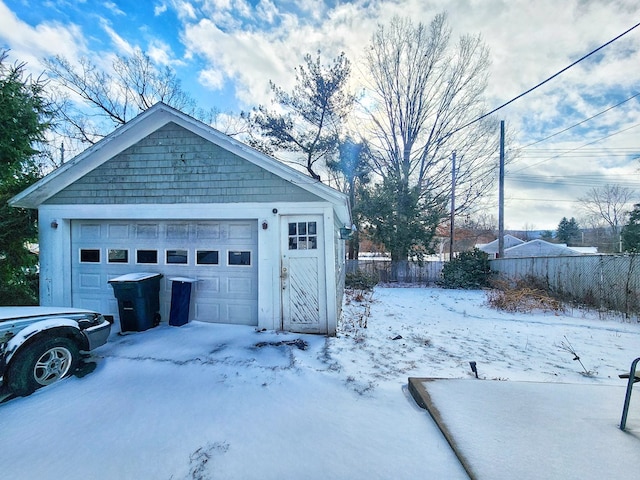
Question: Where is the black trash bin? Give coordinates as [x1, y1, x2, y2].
[108, 273, 163, 332]
[169, 277, 197, 327]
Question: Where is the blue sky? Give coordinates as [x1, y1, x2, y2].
[1, 0, 639, 231]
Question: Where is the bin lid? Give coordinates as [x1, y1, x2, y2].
[108, 272, 163, 283]
[168, 277, 198, 283]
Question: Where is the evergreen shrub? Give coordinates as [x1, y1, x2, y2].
[345, 270, 378, 290]
[439, 248, 492, 289]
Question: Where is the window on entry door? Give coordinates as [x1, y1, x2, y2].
[288, 221, 317, 250]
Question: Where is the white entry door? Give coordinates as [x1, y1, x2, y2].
[280, 215, 327, 333]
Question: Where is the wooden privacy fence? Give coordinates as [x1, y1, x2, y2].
[346, 259, 445, 284]
[490, 254, 640, 319]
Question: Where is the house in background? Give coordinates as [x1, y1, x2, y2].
[478, 236, 598, 259]
[500, 239, 581, 258]
[10, 103, 351, 335]
[476, 234, 525, 259]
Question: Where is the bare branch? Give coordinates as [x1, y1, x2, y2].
[577, 184, 635, 236]
[363, 13, 499, 216]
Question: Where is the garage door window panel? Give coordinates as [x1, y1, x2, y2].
[166, 249, 188, 265]
[228, 251, 251, 266]
[136, 250, 158, 264]
[108, 249, 129, 263]
[197, 250, 219, 265]
[80, 249, 101, 263]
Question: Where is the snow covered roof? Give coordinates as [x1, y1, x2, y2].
[476, 234, 525, 254]
[567, 246, 599, 254]
[503, 239, 581, 258]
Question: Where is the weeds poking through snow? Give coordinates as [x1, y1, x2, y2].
[487, 277, 564, 313]
[187, 442, 229, 480]
[558, 336, 595, 376]
[345, 376, 377, 395]
[340, 289, 373, 335]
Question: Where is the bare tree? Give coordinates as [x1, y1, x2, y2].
[43, 50, 219, 155]
[366, 14, 498, 206]
[578, 184, 635, 237]
[358, 13, 499, 259]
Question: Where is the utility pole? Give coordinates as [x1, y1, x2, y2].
[450, 151, 456, 261]
[498, 120, 505, 258]
[60, 142, 65, 164]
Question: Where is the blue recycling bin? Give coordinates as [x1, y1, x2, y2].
[108, 273, 163, 332]
[169, 277, 197, 326]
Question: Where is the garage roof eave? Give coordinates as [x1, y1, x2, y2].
[9, 109, 155, 209]
[8, 102, 354, 216]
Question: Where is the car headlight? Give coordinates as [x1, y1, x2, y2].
[77, 313, 103, 329]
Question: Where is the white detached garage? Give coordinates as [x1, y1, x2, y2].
[10, 103, 351, 335]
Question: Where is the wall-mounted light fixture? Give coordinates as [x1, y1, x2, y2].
[51, 220, 58, 229]
[339, 224, 357, 240]
[339, 225, 353, 239]
[262, 221, 268, 230]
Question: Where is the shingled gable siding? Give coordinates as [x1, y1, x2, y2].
[45, 122, 322, 205]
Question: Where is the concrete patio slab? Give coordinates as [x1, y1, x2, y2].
[409, 378, 640, 480]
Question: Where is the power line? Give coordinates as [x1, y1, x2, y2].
[519, 151, 638, 158]
[509, 177, 640, 188]
[441, 21, 640, 139]
[512, 173, 640, 180]
[509, 121, 640, 173]
[507, 197, 578, 203]
[517, 92, 640, 149]
[521, 148, 639, 152]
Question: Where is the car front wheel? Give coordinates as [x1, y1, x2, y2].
[7, 337, 80, 396]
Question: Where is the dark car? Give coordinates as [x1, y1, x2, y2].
[0, 307, 111, 396]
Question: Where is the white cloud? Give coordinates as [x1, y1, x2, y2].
[0, 1, 88, 71]
[256, 0, 278, 24]
[199, 67, 224, 89]
[181, 0, 383, 107]
[100, 18, 135, 56]
[147, 39, 183, 67]
[154, 2, 168, 15]
[103, 1, 126, 16]
[174, 0, 198, 21]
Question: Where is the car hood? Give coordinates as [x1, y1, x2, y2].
[0, 307, 98, 322]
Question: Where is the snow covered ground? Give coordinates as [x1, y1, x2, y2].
[1, 286, 639, 479]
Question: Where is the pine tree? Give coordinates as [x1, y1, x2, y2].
[250, 52, 354, 181]
[556, 217, 580, 246]
[358, 178, 443, 261]
[621, 204, 640, 253]
[0, 51, 52, 304]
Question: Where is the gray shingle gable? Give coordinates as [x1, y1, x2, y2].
[45, 122, 322, 205]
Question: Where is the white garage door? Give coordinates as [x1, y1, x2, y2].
[71, 220, 258, 326]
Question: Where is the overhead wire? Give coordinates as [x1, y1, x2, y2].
[440, 21, 640, 140]
[430, 21, 640, 219]
[517, 92, 640, 150]
[509, 121, 640, 173]
[508, 176, 640, 188]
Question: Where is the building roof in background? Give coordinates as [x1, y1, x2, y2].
[476, 234, 525, 254]
[503, 239, 581, 258]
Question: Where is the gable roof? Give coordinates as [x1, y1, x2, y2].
[503, 239, 581, 258]
[476, 234, 525, 254]
[10, 103, 350, 224]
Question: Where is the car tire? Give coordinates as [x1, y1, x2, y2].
[7, 337, 80, 396]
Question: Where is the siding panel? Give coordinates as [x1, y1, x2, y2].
[46, 122, 321, 205]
